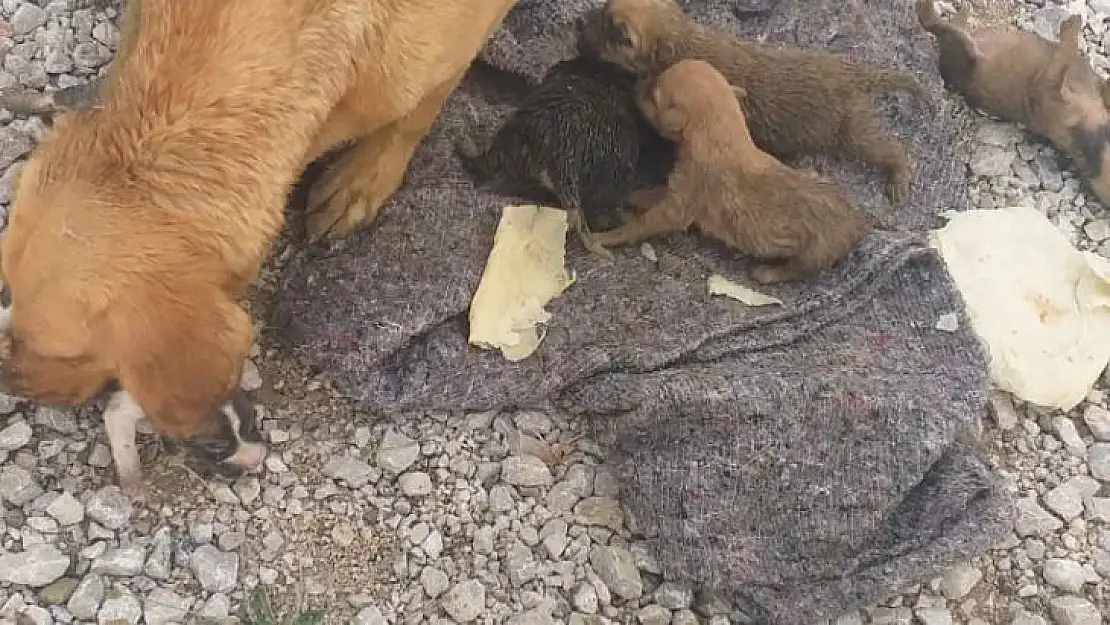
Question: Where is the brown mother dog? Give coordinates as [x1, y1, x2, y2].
[579, 0, 930, 204]
[0, 0, 513, 494]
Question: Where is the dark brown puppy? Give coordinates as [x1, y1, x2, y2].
[458, 55, 674, 258]
[578, 0, 930, 204]
[594, 59, 871, 284]
[916, 0, 1110, 206]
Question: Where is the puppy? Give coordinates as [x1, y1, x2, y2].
[457, 55, 674, 258]
[0, 0, 514, 495]
[578, 0, 931, 204]
[593, 59, 871, 284]
[916, 0, 1110, 206]
[101, 381, 265, 492]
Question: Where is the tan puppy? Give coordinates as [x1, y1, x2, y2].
[593, 59, 871, 284]
[578, 0, 930, 205]
[0, 0, 513, 494]
[917, 0, 1110, 206]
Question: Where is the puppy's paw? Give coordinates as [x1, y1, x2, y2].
[455, 135, 482, 160]
[590, 230, 627, 251]
[585, 241, 616, 262]
[888, 170, 911, 205]
[576, 229, 616, 262]
[751, 265, 794, 284]
[118, 472, 149, 504]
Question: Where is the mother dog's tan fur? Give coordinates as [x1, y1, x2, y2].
[0, 0, 512, 451]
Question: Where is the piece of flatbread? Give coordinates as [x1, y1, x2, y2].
[930, 204, 1110, 410]
[468, 204, 576, 361]
[707, 274, 783, 306]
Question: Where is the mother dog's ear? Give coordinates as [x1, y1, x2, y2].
[118, 291, 252, 441]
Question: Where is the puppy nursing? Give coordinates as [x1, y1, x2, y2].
[594, 60, 871, 284]
[916, 0, 1110, 207]
[458, 56, 673, 257]
[580, 0, 930, 204]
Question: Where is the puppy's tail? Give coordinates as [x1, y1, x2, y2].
[860, 69, 936, 115]
[0, 79, 103, 117]
[914, 0, 982, 100]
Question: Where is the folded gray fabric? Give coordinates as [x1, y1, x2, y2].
[272, 1, 1013, 623]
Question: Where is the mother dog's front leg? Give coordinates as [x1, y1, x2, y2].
[304, 71, 467, 240]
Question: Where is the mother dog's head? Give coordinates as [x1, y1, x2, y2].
[0, 109, 263, 468]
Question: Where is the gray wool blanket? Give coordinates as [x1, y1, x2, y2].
[271, 0, 1013, 623]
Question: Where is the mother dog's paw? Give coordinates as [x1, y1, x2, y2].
[304, 142, 405, 241]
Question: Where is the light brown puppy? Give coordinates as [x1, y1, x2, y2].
[593, 59, 871, 284]
[916, 0, 1110, 207]
[0, 0, 513, 494]
[578, 0, 930, 205]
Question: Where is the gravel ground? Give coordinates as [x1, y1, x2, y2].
[0, 0, 1108, 624]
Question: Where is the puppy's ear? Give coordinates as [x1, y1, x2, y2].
[657, 106, 688, 135]
[950, 3, 972, 27]
[118, 292, 252, 441]
[1033, 15, 1084, 102]
[607, 18, 634, 48]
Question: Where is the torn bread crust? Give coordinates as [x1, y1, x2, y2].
[707, 274, 784, 306]
[468, 204, 576, 361]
